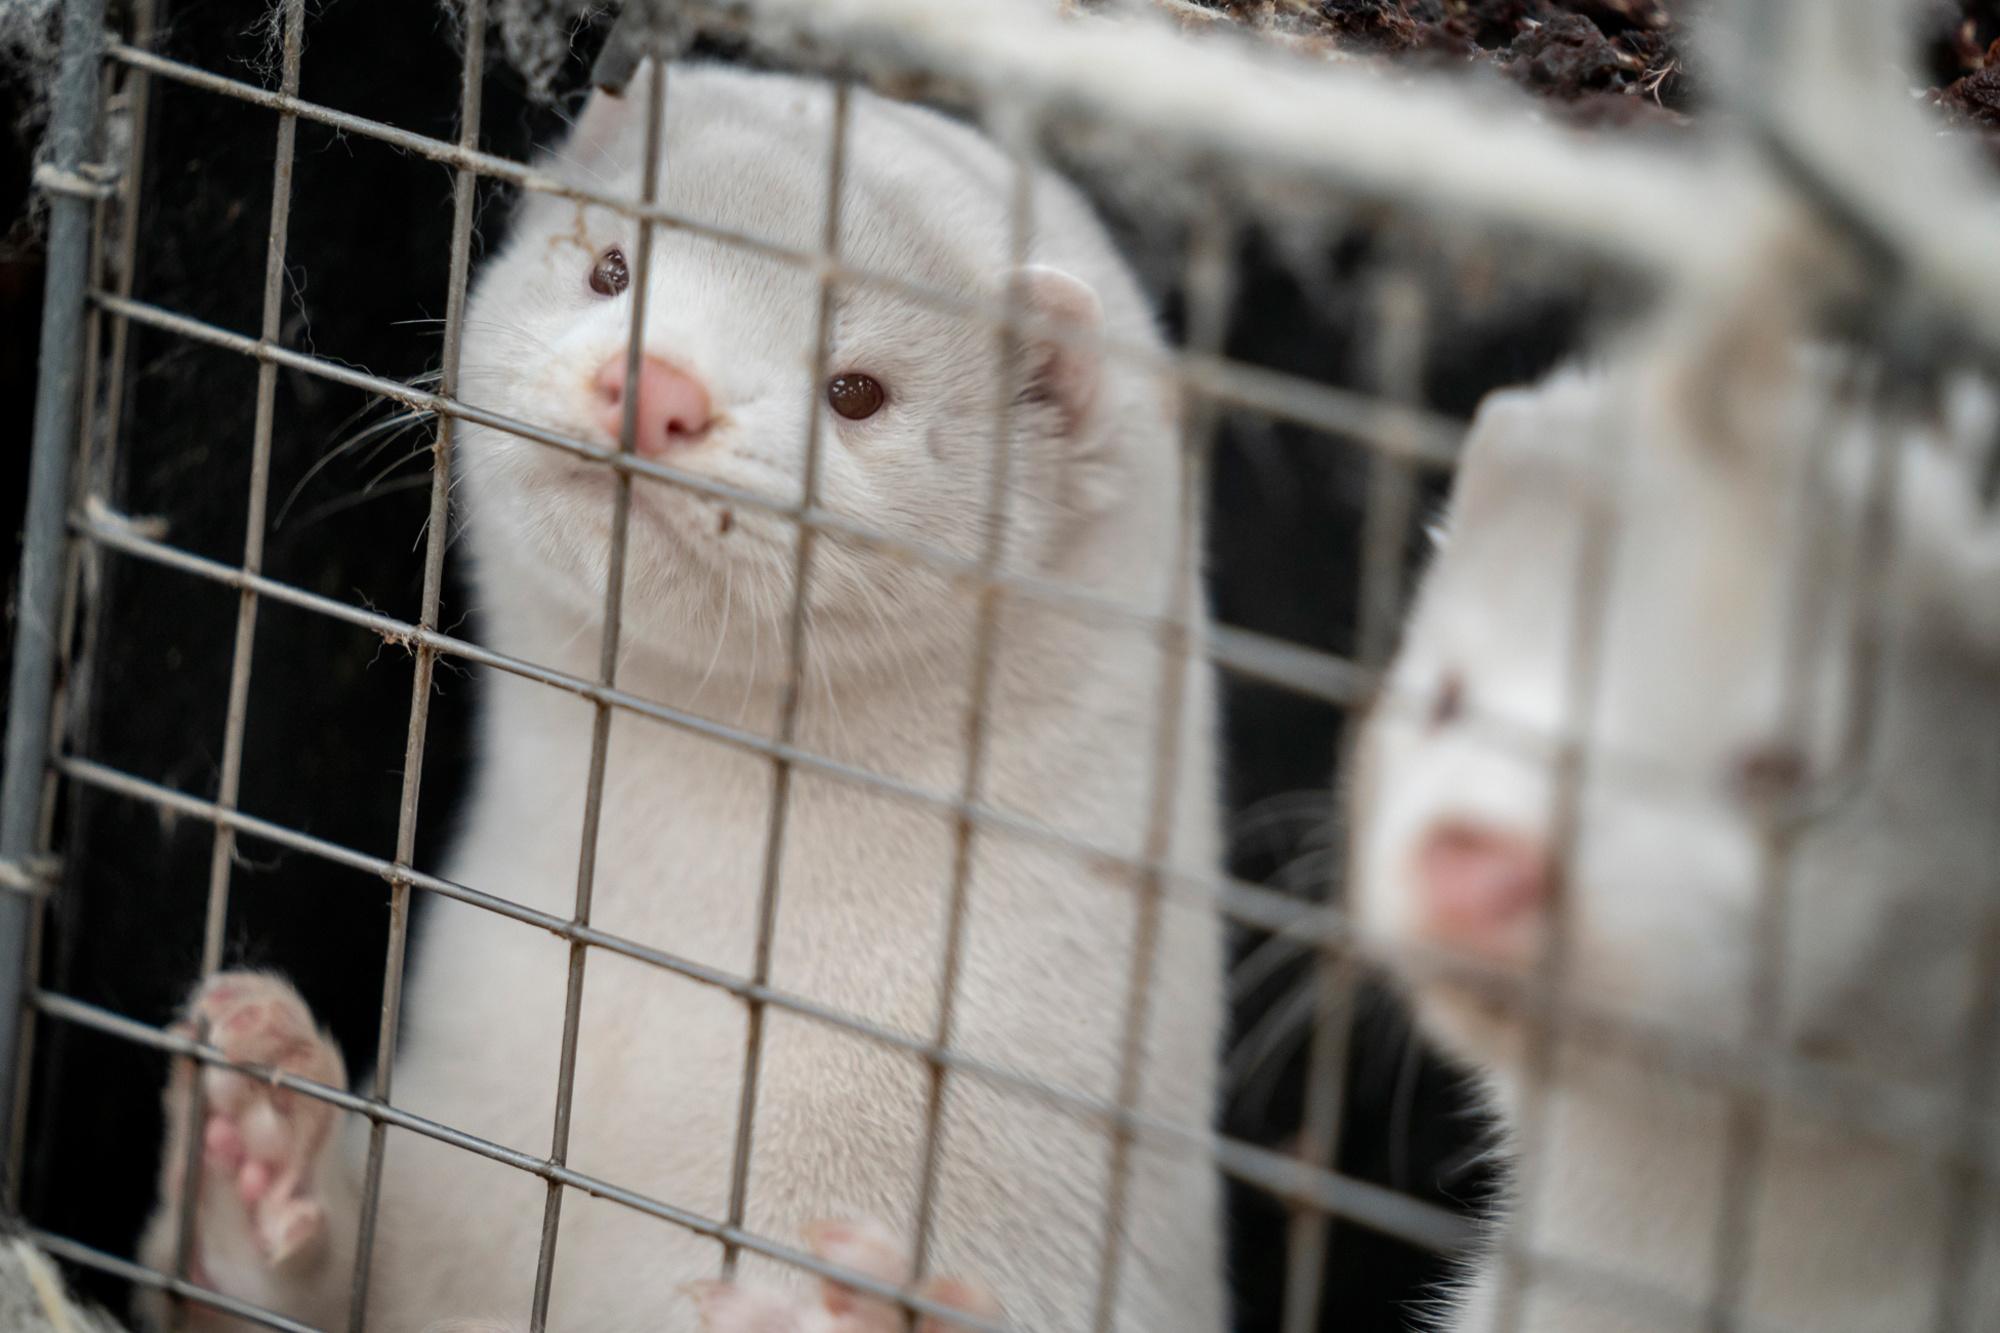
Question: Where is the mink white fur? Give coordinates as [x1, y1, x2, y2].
[138, 62, 1225, 1333]
[1352, 262, 2000, 1330]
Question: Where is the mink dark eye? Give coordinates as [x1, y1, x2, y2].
[1428, 670, 1465, 730]
[827, 372, 886, 421]
[589, 247, 629, 297]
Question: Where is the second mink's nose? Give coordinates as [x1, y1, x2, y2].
[594, 355, 712, 456]
[1411, 819, 1552, 950]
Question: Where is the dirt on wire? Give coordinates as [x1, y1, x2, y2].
[1180, 1, 2000, 149]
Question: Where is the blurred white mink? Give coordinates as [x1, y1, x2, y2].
[1351, 266, 2000, 1331]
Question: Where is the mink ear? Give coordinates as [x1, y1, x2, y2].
[563, 58, 656, 171]
[1448, 384, 1558, 524]
[1008, 264, 1105, 434]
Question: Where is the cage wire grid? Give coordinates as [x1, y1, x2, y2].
[6, 0, 1999, 1331]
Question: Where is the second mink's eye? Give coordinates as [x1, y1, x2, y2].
[589, 247, 629, 297]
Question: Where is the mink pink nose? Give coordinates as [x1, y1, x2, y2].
[593, 355, 713, 456]
[1411, 819, 1551, 947]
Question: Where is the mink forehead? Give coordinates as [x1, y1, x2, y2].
[556, 93, 1013, 299]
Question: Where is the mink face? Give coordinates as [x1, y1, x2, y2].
[451, 64, 1133, 684]
[1352, 356, 2000, 1103]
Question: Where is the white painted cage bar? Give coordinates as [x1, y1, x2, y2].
[5, 0, 1998, 1331]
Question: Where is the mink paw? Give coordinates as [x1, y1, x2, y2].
[155, 971, 348, 1268]
[685, 1219, 1002, 1333]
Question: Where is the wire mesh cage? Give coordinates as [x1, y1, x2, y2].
[6, 0, 2000, 1331]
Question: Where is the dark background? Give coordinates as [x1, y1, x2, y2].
[2, 2, 1992, 1330]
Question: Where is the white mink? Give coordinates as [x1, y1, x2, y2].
[1350, 281, 2000, 1331]
[138, 62, 1225, 1333]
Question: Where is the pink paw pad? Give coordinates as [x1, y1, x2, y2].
[202, 1114, 245, 1174]
[686, 1219, 1002, 1333]
[168, 971, 348, 1269]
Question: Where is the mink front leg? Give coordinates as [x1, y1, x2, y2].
[136, 972, 361, 1332]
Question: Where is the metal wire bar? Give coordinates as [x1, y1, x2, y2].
[346, 3, 487, 1324]
[10, 0, 164, 1213]
[1211, 622, 1375, 708]
[2, 824, 52, 1211]
[0, 0, 108, 1169]
[5, 62, 109, 1212]
[1523, 1244, 1822, 1333]
[1699, 429, 1840, 1331]
[13, 33, 126, 1189]
[707, 0, 2000, 372]
[90, 7, 157, 516]
[1088, 196, 1234, 1333]
[162, 0, 307, 1299]
[191, 0, 304, 1006]
[719, 76, 853, 1279]
[591, 0, 693, 92]
[1702, 362, 1914, 1330]
[30, 1227, 323, 1333]
[903, 112, 1038, 1305]
[677, 0, 1718, 276]
[527, 57, 669, 1332]
[1355, 273, 1427, 671]
[97, 41, 1465, 468]
[1280, 269, 1430, 1333]
[4, 580, 74, 1204]
[85, 290, 1394, 709]
[1927, 357, 2000, 1300]
[1701, 828, 1801, 1333]
[1278, 944, 1359, 1332]
[1482, 374, 1629, 1333]
[1934, 908, 2000, 1332]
